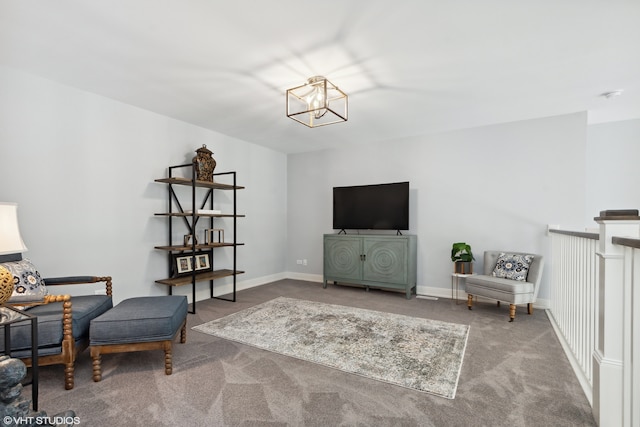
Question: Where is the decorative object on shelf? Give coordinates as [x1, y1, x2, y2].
[175, 254, 193, 276]
[0, 202, 29, 304]
[451, 242, 474, 274]
[286, 76, 348, 128]
[183, 234, 197, 246]
[204, 228, 224, 244]
[192, 144, 216, 182]
[185, 209, 221, 215]
[171, 251, 213, 277]
[194, 252, 211, 271]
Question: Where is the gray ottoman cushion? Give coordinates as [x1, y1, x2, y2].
[90, 296, 187, 345]
[466, 275, 535, 305]
[1, 295, 113, 356]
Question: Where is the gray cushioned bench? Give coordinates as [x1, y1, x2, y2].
[89, 295, 188, 382]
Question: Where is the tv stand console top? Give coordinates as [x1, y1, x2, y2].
[335, 230, 405, 235]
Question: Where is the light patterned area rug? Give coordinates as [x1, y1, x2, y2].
[193, 297, 469, 399]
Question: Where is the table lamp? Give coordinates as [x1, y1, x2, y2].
[0, 202, 28, 304]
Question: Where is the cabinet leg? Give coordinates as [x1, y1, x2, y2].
[406, 286, 414, 299]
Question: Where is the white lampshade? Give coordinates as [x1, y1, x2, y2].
[0, 202, 28, 255]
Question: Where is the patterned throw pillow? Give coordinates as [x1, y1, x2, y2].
[491, 253, 534, 281]
[1, 258, 48, 303]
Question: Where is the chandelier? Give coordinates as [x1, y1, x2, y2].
[286, 76, 347, 128]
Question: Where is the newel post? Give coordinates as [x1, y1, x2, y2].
[593, 209, 640, 427]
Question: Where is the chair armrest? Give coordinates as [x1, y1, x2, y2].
[7, 293, 71, 308]
[41, 295, 75, 356]
[44, 276, 112, 296]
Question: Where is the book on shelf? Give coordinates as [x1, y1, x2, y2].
[184, 209, 222, 215]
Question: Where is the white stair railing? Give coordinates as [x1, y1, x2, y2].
[548, 229, 598, 404]
[549, 212, 640, 427]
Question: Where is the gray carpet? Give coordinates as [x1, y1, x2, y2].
[33, 279, 596, 426]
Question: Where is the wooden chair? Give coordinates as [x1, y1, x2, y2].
[3, 275, 113, 389]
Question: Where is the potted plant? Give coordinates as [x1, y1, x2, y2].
[451, 242, 474, 274]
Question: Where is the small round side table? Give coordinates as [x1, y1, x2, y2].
[451, 273, 475, 305]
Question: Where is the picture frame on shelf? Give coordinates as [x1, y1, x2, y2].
[171, 251, 213, 277]
[174, 254, 193, 276]
[195, 252, 211, 270]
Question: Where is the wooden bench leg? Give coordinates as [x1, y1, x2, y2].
[164, 341, 173, 375]
[90, 347, 102, 382]
[167, 319, 186, 373]
[467, 294, 473, 310]
[180, 321, 187, 344]
[509, 304, 516, 322]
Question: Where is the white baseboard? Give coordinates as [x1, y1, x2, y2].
[237, 272, 288, 289]
[285, 272, 323, 283]
[199, 272, 287, 300]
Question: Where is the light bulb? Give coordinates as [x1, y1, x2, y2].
[306, 77, 327, 119]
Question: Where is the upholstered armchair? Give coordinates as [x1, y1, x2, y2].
[0, 203, 114, 389]
[0, 258, 113, 389]
[465, 251, 544, 322]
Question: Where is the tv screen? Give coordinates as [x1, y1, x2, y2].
[333, 182, 409, 231]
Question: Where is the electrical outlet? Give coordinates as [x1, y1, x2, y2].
[296, 259, 303, 265]
[94, 289, 107, 295]
[303, 259, 308, 266]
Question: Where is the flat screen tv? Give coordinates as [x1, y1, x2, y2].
[333, 182, 409, 231]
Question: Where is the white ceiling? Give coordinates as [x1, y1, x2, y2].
[1, 0, 639, 154]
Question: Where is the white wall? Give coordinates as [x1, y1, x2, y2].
[6, 62, 634, 309]
[0, 66, 288, 304]
[286, 112, 588, 304]
[586, 118, 640, 224]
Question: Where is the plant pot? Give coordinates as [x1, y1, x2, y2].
[454, 261, 472, 274]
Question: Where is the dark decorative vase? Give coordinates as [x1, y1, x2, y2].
[193, 144, 216, 182]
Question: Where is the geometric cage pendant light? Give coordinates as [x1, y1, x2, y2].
[286, 76, 348, 128]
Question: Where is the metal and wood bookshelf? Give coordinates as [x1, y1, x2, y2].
[154, 164, 244, 313]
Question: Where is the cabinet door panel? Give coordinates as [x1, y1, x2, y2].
[363, 238, 407, 284]
[324, 236, 362, 280]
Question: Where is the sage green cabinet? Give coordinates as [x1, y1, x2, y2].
[323, 234, 417, 299]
